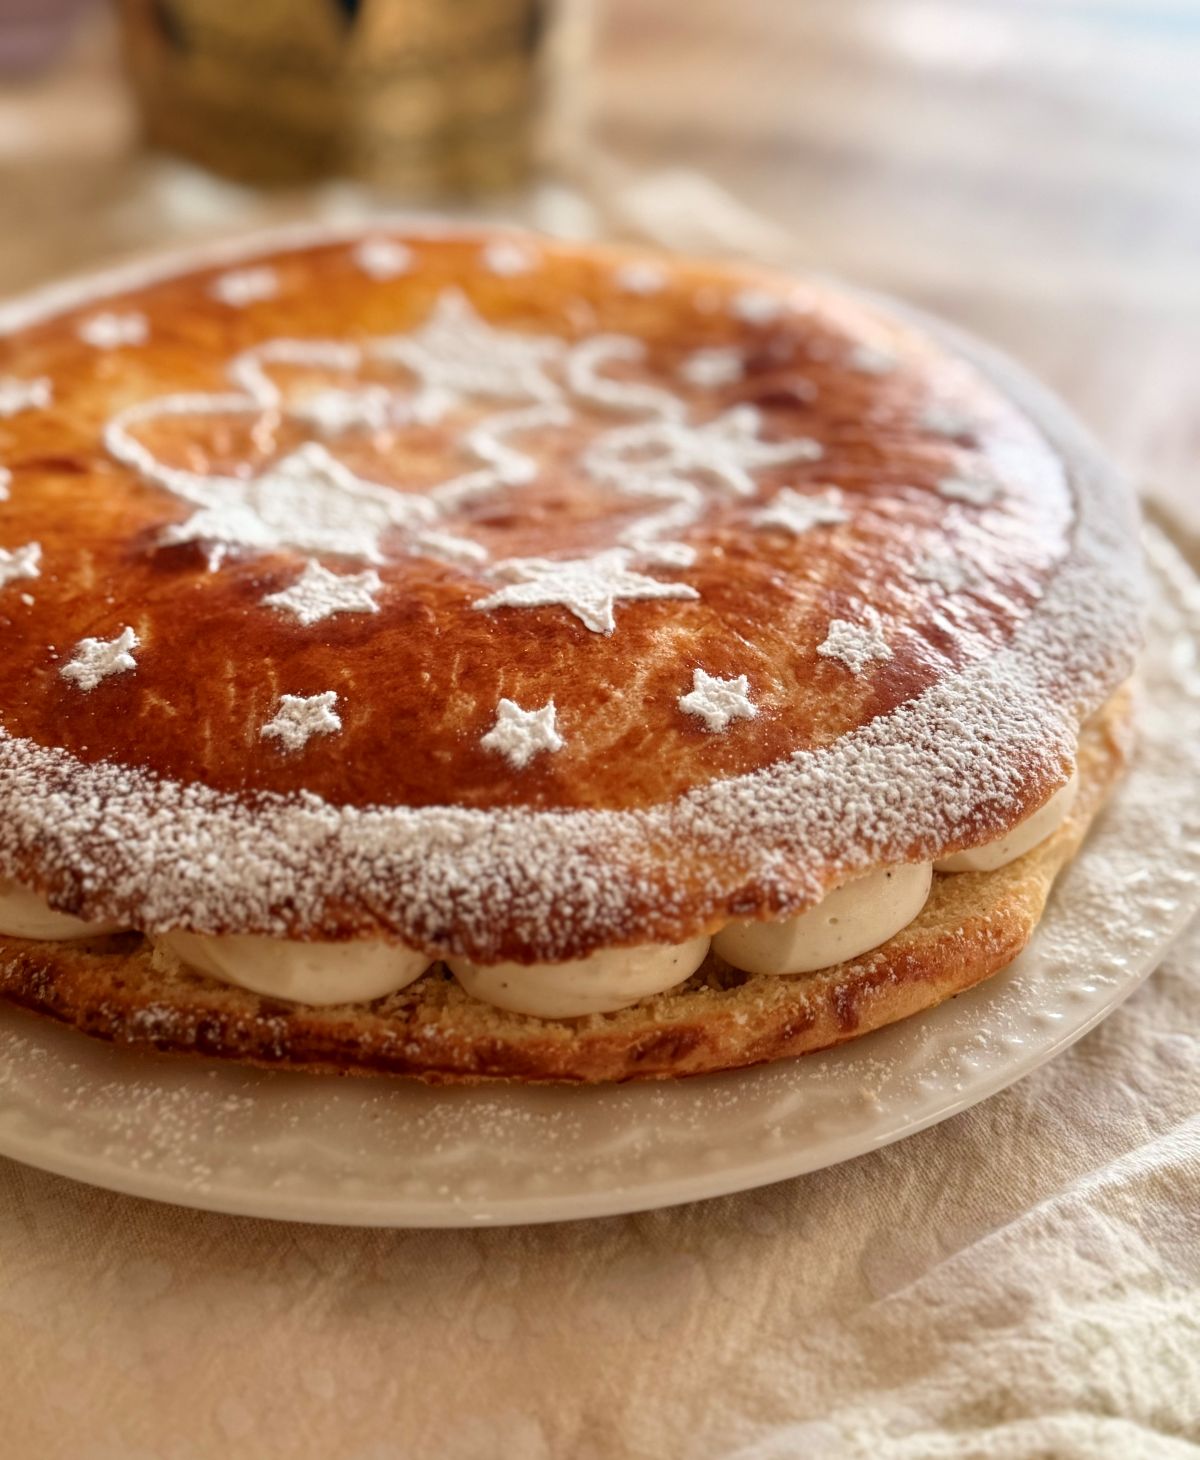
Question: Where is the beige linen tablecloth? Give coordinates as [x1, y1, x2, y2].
[1, 911, 1196, 1459]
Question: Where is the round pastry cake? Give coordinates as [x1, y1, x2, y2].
[0, 225, 1141, 1083]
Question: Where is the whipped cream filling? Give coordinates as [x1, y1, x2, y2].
[157, 930, 430, 1007]
[0, 880, 120, 940]
[934, 770, 1079, 872]
[447, 936, 713, 1017]
[712, 862, 934, 976]
[0, 761, 1078, 1012]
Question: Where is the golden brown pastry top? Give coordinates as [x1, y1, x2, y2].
[0, 226, 1141, 959]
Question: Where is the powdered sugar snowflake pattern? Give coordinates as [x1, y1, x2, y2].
[732, 289, 784, 326]
[678, 668, 757, 732]
[0, 376, 51, 418]
[817, 608, 892, 675]
[909, 552, 979, 594]
[353, 237, 413, 280]
[481, 239, 539, 277]
[938, 475, 1000, 507]
[263, 560, 383, 627]
[847, 344, 897, 376]
[60, 626, 139, 691]
[614, 261, 668, 295]
[78, 311, 148, 349]
[475, 549, 698, 635]
[210, 267, 278, 308]
[261, 691, 341, 752]
[0, 541, 40, 591]
[102, 286, 846, 634]
[480, 698, 564, 769]
[753, 486, 848, 536]
[679, 348, 744, 390]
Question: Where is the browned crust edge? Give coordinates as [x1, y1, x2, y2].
[0, 690, 1133, 1084]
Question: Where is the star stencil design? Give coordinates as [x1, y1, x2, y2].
[475, 549, 698, 635]
[480, 698, 564, 769]
[816, 607, 893, 675]
[753, 486, 848, 536]
[60, 626, 139, 692]
[261, 691, 342, 752]
[371, 290, 563, 416]
[678, 668, 758, 732]
[263, 560, 383, 627]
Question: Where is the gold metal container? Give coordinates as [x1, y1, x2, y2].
[115, 0, 571, 193]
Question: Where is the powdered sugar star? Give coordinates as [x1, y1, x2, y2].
[263, 560, 383, 627]
[60, 625, 139, 692]
[475, 548, 698, 635]
[353, 237, 413, 280]
[481, 239, 539, 277]
[160, 442, 433, 563]
[210, 267, 279, 308]
[614, 261, 668, 295]
[586, 404, 822, 502]
[817, 607, 893, 675]
[732, 289, 784, 326]
[481, 698, 563, 769]
[371, 290, 563, 415]
[78, 311, 148, 350]
[261, 691, 341, 753]
[679, 348, 744, 389]
[678, 668, 757, 732]
[0, 376, 51, 418]
[753, 486, 848, 536]
[0, 541, 40, 591]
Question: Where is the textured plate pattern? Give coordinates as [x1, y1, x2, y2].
[0, 525, 1193, 1227]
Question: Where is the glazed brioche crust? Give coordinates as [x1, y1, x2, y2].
[0, 689, 1132, 1084]
[0, 227, 1141, 961]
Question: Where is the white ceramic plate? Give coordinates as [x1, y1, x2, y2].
[0, 527, 1194, 1227]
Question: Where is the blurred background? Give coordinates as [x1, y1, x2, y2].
[0, 0, 1195, 534]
